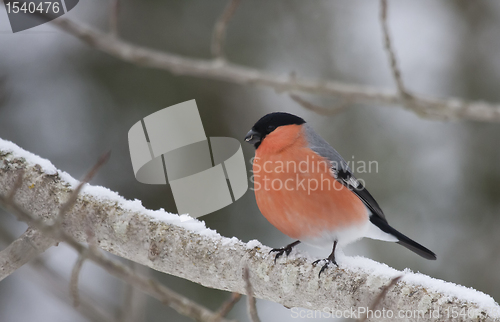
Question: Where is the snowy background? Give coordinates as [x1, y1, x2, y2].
[1, 0, 500, 321]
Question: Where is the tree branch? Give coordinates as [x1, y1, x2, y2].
[290, 94, 348, 116]
[211, 0, 242, 60]
[359, 275, 402, 322]
[380, 0, 408, 99]
[117, 263, 149, 322]
[46, 16, 500, 123]
[213, 292, 241, 322]
[0, 225, 116, 322]
[53, 151, 110, 228]
[0, 226, 56, 282]
[243, 266, 260, 322]
[0, 187, 233, 322]
[0, 143, 232, 322]
[70, 253, 87, 307]
[1, 138, 499, 322]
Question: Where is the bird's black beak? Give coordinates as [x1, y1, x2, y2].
[244, 129, 261, 145]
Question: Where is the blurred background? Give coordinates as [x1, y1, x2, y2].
[1, 0, 500, 321]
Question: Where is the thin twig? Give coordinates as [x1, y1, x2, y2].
[39, 16, 500, 122]
[0, 225, 55, 282]
[53, 151, 110, 227]
[1, 146, 499, 322]
[70, 253, 87, 307]
[359, 275, 403, 322]
[290, 94, 349, 116]
[0, 225, 115, 322]
[380, 0, 409, 99]
[119, 276, 135, 322]
[109, 0, 119, 37]
[243, 267, 260, 322]
[213, 293, 242, 322]
[117, 262, 149, 322]
[31, 256, 116, 322]
[0, 2, 499, 122]
[0, 189, 233, 322]
[211, 0, 242, 60]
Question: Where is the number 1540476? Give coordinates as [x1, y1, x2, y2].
[5, 1, 60, 14]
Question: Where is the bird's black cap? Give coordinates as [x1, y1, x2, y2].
[244, 112, 305, 148]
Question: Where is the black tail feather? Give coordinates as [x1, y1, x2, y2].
[370, 215, 437, 260]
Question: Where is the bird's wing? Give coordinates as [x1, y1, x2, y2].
[333, 167, 387, 222]
[303, 125, 387, 222]
[304, 125, 436, 259]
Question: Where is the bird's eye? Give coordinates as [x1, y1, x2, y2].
[266, 125, 276, 132]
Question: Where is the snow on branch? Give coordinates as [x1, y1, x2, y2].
[1, 137, 499, 322]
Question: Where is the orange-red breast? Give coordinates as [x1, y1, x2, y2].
[245, 112, 436, 277]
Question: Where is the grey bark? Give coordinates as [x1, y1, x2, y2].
[1, 142, 499, 322]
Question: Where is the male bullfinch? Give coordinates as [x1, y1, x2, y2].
[245, 112, 436, 277]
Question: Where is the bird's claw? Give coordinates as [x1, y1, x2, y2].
[269, 246, 293, 263]
[312, 258, 338, 278]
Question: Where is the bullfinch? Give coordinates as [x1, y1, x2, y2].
[245, 112, 436, 277]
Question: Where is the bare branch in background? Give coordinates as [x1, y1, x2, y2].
[213, 293, 242, 322]
[359, 275, 403, 322]
[42, 17, 500, 122]
[0, 226, 55, 281]
[70, 253, 87, 307]
[243, 267, 260, 322]
[109, 0, 120, 37]
[290, 94, 348, 116]
[32, 256, 116, 322]
[1, 143, 499, 322]
[211, 0, 242, 60]
[118, 262, 149, 322]
[0, 226, 116, 322]
[119, 277, 136, 322]
[0, 162, 233, 322]
[380, 0, 409, 99]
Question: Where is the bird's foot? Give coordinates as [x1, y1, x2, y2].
[269, 241, 300, 263]
[312, 240, 338, 278]
[269, 246, 294, 263]
[312, 258, 338, 278]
